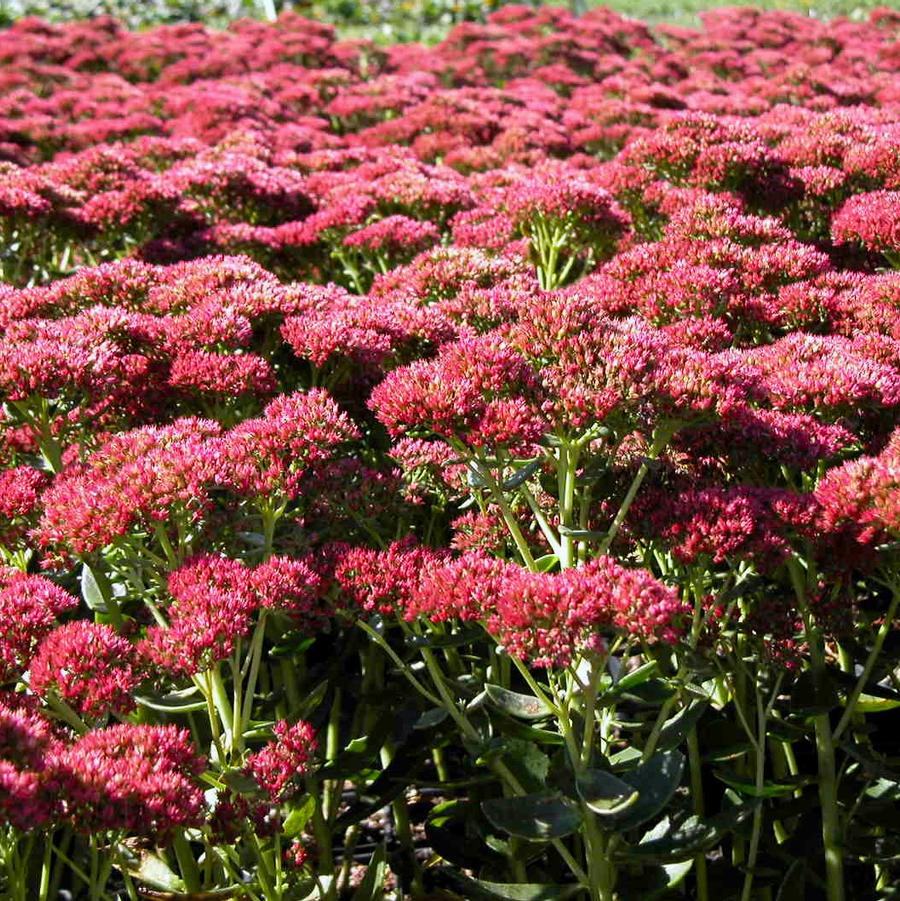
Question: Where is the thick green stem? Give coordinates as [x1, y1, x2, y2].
[420, 646, 589, 885]
[578, 655, 604, 767]
[569, 657, 615, 901]
[475, 456, 537, 570]
[209, 665, 235, 756]
[519, 484, 563, 557]
[582, 815, 614, 901]
[39, 832, 52, 901]
[688, 729, 710, 901]
[558, 442, 579, 570]
[600, 424, 675, 554]
[153, 521, 180, 570]
[279, 658, 301, 712]
[20, 396, 64, 474]
[833, 586, 900, 744]
[239, 613, 269, 749]
[172, 832, 201, 894]
[307, 777, 335, 897]
[249, 832, 279, 900]
[815, 711, 844, 901]
[740, 675, 784, 901]
[789, 559, 844, 901]
[259, 502, 283, 560]
[323, 687, 343, 822]
[553, 670, 614, 897]
[43, 690, 89, 734]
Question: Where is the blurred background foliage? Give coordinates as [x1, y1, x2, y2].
[0, 0, 891, 37]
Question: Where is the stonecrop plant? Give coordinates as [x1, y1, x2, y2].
[0, 4, 899, 901]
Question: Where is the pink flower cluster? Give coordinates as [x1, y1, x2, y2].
[36, 389, 358, 561]
[409, 552, 688, 667]
[0, 696, 206, 839]
[142, 552, 323, 676]
[245, 719, 317, 801]
[0, 569, 77, 683]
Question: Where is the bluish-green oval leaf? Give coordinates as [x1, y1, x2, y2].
[485, 683, 548, 720]
[439, 869, 581, 901]
[482, 792, 581, 840]
[603, 750, 685, 832]
[576, 769, 640, 815]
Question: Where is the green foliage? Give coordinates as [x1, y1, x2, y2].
[0, 0, 888, 38]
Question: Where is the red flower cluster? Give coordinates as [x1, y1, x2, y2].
[29, 621, 139, 719]
[410, 552, 687, 667]
[51, 724, 207, 838]
[816, 428, 900, 545]
[0, 570, 78, 683]
[142, 552, 324, 676]
[245, 719, 317, 801]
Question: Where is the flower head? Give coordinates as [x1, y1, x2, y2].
[50, 724, 206, 841]
[411, 554, 687, 667]
[29, 622, 139, 720]
[0, 570, 78, 684]
[245, 720, 317, 801]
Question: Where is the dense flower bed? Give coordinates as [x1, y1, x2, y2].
[1, 5, 899, 900]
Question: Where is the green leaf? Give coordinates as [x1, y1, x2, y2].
[414, 707, 449, 729]
[316, 718, 395, 780]
[80, 564, 107, 613]
[576, 769, 640, 815]
[603, 751, 685, 832]
[467, 464, 489, 488]
[481, 792, 582, 840]
[630, 815, 715, 861]
[437, 870, 580, 900]
[615, 660, 659, 691]
[502, 720, 565, 746]
[534, 554, 559, 573]
[855, 693, 900, 714]
[238, 530, 267, 547]
[766, 716, 809, 742]
[700, 716, 752, 762]
[333, 730, 433, 832]
[134, 687, 207, 713]
[615, 860, 693, 900]
[865, 778, 900, 800]
[656, 700, 709, 751]
[843, 743, 900, 784]
[407, 625, 484, 649]
[270, 635, 316, 657]
[485, 683, 548, 720]
[622, 804, 757, 862]
[115, 847, 185, 892]
[607, 679, 675, 706]
[282, 796, 316, 838]
[713, 771, 807, 798]
[297, 678, 329, 718]
[502, 739, 550, 792]
[222, 770, 262, 795]
[503, 459, 541, 490]
[351, 843, 387, 901]
[426, 800, 504, 869]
